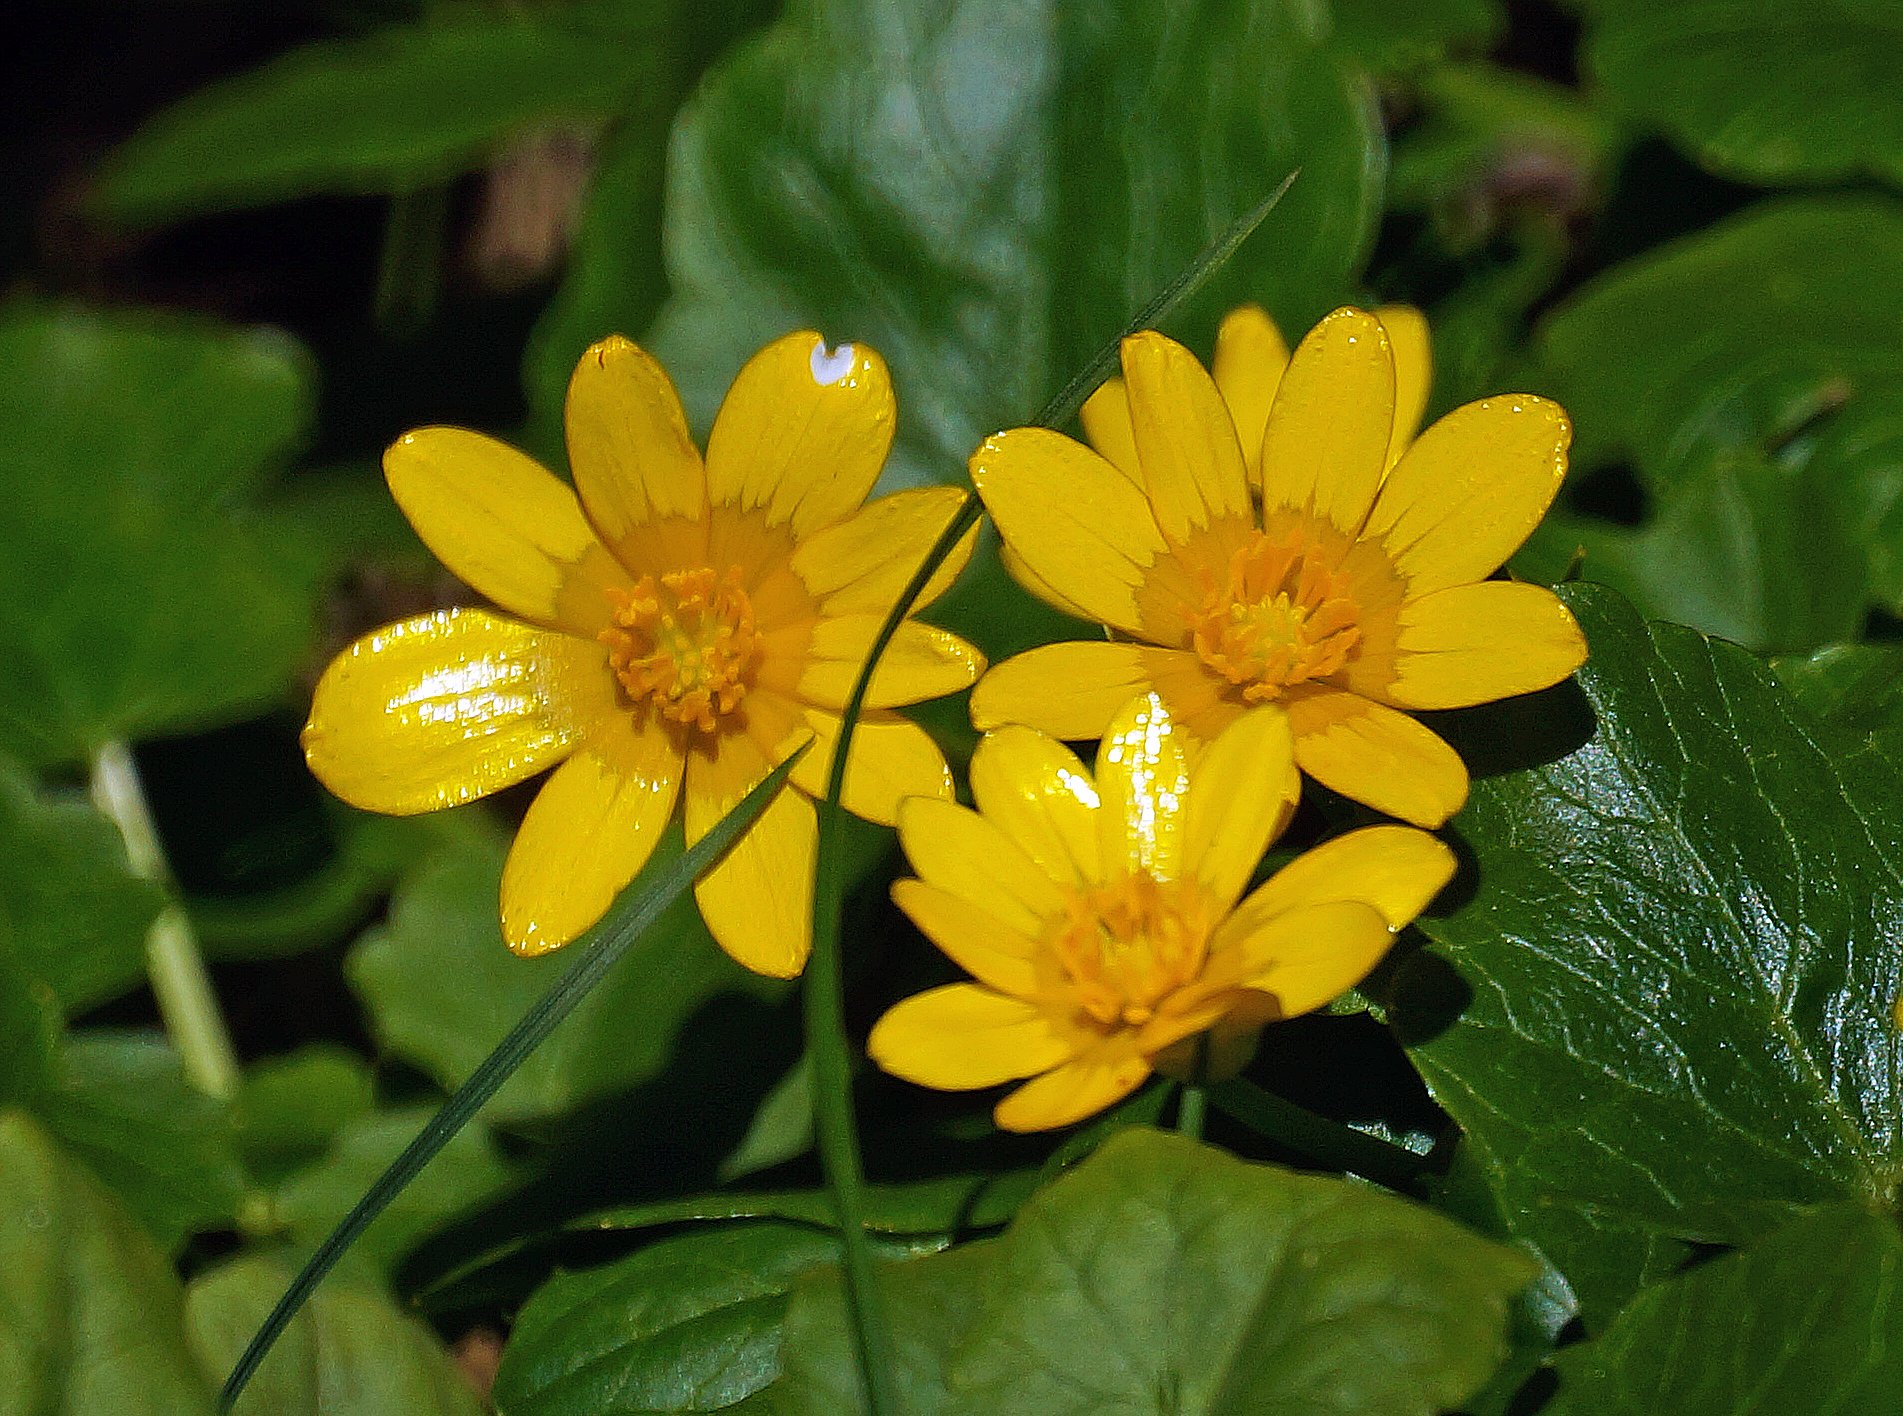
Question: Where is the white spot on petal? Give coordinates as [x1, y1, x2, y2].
[810, 339, 856, 386]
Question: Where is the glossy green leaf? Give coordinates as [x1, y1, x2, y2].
[757, 1129, 1534, 1414]
[0, 1112, 216, 1416]
[1544, 1205, 1903, 1414]
[1393, 585, 1903, 1324]
[1771, 642, 1903, 752]
[232, 1046, 377, 1186]
[541, 0, 1381, 484]
[184, 1252, 482, 1416]
[1584, 1, 1903, 188]
[0, 948, 60, 1108]
[1520, 196, 1903, 651]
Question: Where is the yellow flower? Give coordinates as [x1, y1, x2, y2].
[302, 332, 984, 977]
[868, 692, 1455, 1132]
[972, 305, 1586, 827]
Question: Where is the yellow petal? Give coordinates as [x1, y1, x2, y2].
[1363, 395, 1571, 597]
[891, 879, 1039, 997]
[869, 984, 1073, 1090]
[790, 707, 952, 826]
[1258, 307, 1395, 534]
[1386, 581, 1588, 710]
[1226, 825, 1455, 934]
[1121, 331, 1252, 543]
[970, 427, 1166, 635]
[791, 616, 985, 710]
[1000, 540, 1096, 620]
[994, 1041, 1151, 1132]
[685, 729, 815, 977]
[967, 726, 1100, 885]
[1376, 305, 1432, 466]
[500, 721, 684, 956]
[383, 428, 627, 634]
[969, 640, 1157, 738]
[302, 610, 601, 815]
[1285, 687, 1468, 827]
[565, 336, 706, 551]
[789, 486, 977, 616]
[898, 797, 1067, 937]
[1078, 378, 1142, 481]
[1221, 898, 1396, 1018]
[1212, 304, 1290, 484]
[1094, 691, 1191, 882]
[704, 331, 895, 537]
[1183, 705, 1298, 912]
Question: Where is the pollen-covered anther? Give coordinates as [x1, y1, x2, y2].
[599, 566, 762, 732]
[1051, 871, 1215, 1029]
[1186, 530, 1362, 701]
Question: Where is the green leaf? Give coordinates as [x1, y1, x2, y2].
[1519, 196, 1903, 651]
[1584, 1, 1903, 188]
[0, 1111, 217, 1416]
[0, 757, 163, 1013]
[184, 1252, 482, 1416]
[91, 17, 654, 226]
[232, 1046, 376, 1187]
[1771, 643, 1903, 751]
[1328, 0, 1503, 74]
[0, 304, 317, 765]
[543, 0, 1381, 483]
[1544, 1205, 1903, 1414]
[347, 824, 784, 1127]
[0, 948, 61, 1109]
[759, 1129, 1534, 1414]
[1393, 584, 1903, 1324]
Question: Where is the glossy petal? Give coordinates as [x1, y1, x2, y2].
[898, 798, 1066, 938]
[1120, 331, 1252, 543]
[970, 428, 1166, 635]
[891, 879, 1039, 997]
[1230, 825, 1455, 933]
[302, 610, 601, 815]
[868, 985, 1073, 1090]
[1386, 581, 1588, 710]
[383, 427, 627, 634]
[969, 640, 1156, 738]
[968, 726, 1101, 886]
[1258, 307, 1395, 534]
[789, 707, 952, 826]
[1094, 692, 1191, 882]
[566, 336, 705, 551]
[1363, 395, 1571, 596]
[1077, 378, 1141, 481]
[685, 729, 815, 977]
[791, 616, 984, 710]
[1218, 898, 1396, 1018]
[1211, 304, 1289, 484]
[1000, 541, 1096, 620]
[1286, 687, 1469, 827]
[499, 722, 684, 956]
[993, 1041, 1151, 1132]
[789, 486, 977, 616]
[1376, 305, 1432, 467]
[1183, 705, 1299, 912]
[704, 331, 895, 536]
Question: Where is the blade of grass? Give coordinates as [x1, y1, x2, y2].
[218, 746, 808, 1412]
[807, 172, 1298, 1415]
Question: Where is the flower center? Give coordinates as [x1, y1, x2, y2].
[1051, 871, 1214, 1029]
[599, 566, 762, 732]
[1186, 530, 1361, 701]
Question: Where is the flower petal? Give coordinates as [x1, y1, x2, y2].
[1183, 705, 1298, 912]
[869, 985, 1073, 1090]
[891, 879, 1039, 997]
[685, 729, 815, 977]
[302, 610, 601, 815]
[1000, 541, 1096, 621]
[383, 428, 628, 634]
[1078, 378, 1142, 481]
[1211, 304, 1290, 485]
[1094, 691, 1192, 883]
[1221, 898, 1396, 1018]
[970, 427, 1166, 635]
[898, 797, 1067, 937]
[791, 616, 985, 710]
[993, 1040, 1151, 1132]
[1121, 331, 1252, 543]
[1258, 307, 1395, 534]
[1285, 687, 1468, 827]
[790, 707, 952, 826]
[499, 721, 684, 956]
[566, 336, 706, 551]
[704, 332, 895, 537]
[969, 640, 1156, 738]
[1226, 825, 1455, 934]
[1376, 305, 1432, 467]
[968, 725, 1100, 886]
[1363, 395, 1571, 596]
[789, 486, 978, 616]
[1386, 581, 1588, 710]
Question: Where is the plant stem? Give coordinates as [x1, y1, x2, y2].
[91, 740, 240, 1100]
[1208, 1077, 1431, 1192]
[374, 185, 448, 336]
[1176, 1084, 1207, 1140]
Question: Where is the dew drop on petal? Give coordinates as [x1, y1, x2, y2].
[810, 338, 856, 386]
